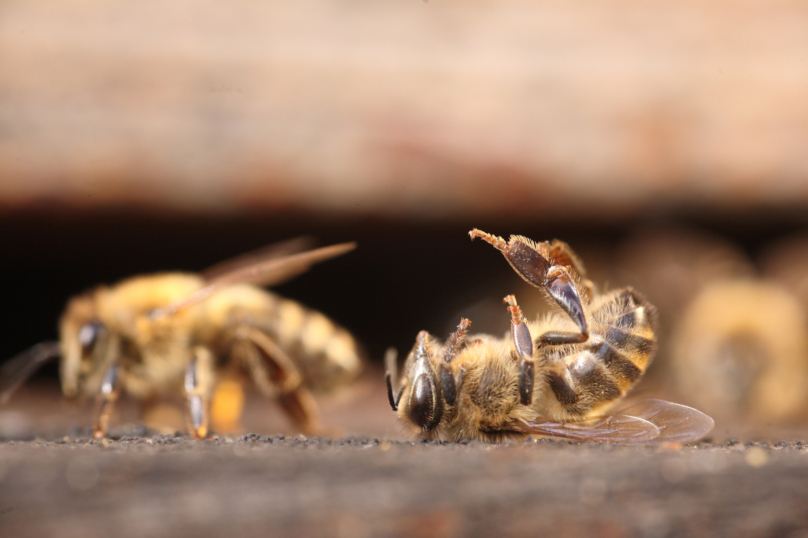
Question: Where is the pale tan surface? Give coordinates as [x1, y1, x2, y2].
[2, 0, 808, 217]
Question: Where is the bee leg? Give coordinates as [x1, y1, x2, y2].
[545, 360, 580, 409]
[184, 347, 214, 440]
[439, 318, 471, 405]
[541, 266, 589, 344]
[470, 230, 552, 287]
[547, 240, 595, 300]
[504, 296, 536, 405]
[505, 294, 583, 407]
[469, 230, 589, 340]
[546, 240, 585, 275]
[236, 327, 320, 435]
[92, 363, 120, 439]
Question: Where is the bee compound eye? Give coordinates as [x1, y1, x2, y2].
[78, 322, 104, 356]
[408, 374, 442, 431]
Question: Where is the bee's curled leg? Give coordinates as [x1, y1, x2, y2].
[185, 346, 215, 439]
[546, 239, 595, 299]
[539, 266, 589, 345]
[236, 327, 319, 435]
[504, 296, 535, 406]
[92, 363, 120, 439]
[470, 230, 589, 344]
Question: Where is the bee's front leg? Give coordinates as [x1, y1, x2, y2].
[185, 347, 214, 439]
[92, 363, 120, 439]
[439, 318, 471, 405]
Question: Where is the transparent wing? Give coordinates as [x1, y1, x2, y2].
[513, 413, 661, 443]
[513, 399, 714, 445]
[616, 399, 715, 445]
[201, 236, 315, 282]
[0, 341, 61, 404]
[148, 241, 356, 320]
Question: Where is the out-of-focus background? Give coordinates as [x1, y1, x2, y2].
[3, 0, 808, 441]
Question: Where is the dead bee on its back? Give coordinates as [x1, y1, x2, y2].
[386, 230, 713, 444]
[1, 238, 363, 439]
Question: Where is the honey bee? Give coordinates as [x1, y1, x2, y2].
[0, 238, 363, 439]
[385, 230, 713, 444]
[671, 279, 808, 424]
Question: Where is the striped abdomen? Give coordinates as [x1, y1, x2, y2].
[206, 286, 363, 392]
[544, 288, 658, 417]
[590, 288, 658, 390]
[264, 294, 363, 391]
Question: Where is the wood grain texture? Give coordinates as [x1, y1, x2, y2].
[1, 1, 807, 218]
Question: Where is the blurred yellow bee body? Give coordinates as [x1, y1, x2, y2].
[673, 279, 808, 423]
[2, 241, 362, 439]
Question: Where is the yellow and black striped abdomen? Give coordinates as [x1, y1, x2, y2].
[268, 295, 363, 391]
[539, 287, 659, 419]
[202, 286, 363, 392]
[589, 287, 658, 392]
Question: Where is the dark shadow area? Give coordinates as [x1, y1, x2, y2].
[2, 206, 807, 368]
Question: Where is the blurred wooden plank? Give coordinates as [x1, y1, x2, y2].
[1, 0, 807, 218]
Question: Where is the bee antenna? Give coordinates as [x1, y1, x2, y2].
[385, 347, 403, 411]
[0, 341, 61, 404]
[386, 372, 398, 411]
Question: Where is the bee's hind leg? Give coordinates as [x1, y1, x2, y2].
[470, 230, 590, 343]
[92, 363, 120, 439]
[504, 296, 537, 406]
[546, 239, 596, 300]
[538, 266, 590, 345]
[185, 347, 215, 439]
[235, 327, 320, 435]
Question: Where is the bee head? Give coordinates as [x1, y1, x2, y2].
[402, 331, 444, 432]
[59, 294, 113, 397]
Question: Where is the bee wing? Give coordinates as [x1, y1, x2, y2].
[616, 399, 715, 445]
[513, 399, 714, 445]
[0, 341, 61, 404]
[148, 241, 357, 320]
[513, 413, 661, 443]
[201, 236, 316, 282]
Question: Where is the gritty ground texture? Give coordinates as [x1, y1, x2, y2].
[1, 434, 808, 538]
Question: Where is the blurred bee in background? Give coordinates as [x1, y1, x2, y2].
[671, 279, 808, 424]
[0, 238, 363, 439]
[761, 234, 808, 312]
[386, 230, 713, 444]
[617, 230, 808, 427]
